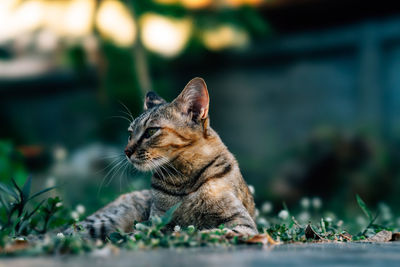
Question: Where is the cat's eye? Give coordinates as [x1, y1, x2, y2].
[143, 127, 159, 139]
[128, 132, 133, 141]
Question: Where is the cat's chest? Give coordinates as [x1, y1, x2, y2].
[150, 189, 182, 217]
[149, 189, 199, 220]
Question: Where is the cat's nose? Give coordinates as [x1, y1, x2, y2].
[124, 146, 134, 157]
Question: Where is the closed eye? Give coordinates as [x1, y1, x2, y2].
[143, 127, 160, 139]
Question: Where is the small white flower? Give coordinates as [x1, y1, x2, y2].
[54, 146, 67, 161]
[151, 215, 162, 225]
[45, 177, 56, 188]
[43, 235, 51, 245]
[254, 208, 260, 218]
[278, 210, 289, 220]
[135, 223, 148, 231]
[71, 211, 79, 220]
[312, 197, 322, 209]
[95, 239, 104, 247]
[378, 203, 392, 221]
[174, 225, 181, 232]
[300, 197, 310, 209]
[76, 204, 86, 215]
[261, 202, 273, 214]
[187, 225, 195, 233]
[257, 217, 268, 227]
[56, 202, 63, 208]
[248, 185, 255, 195]
[57, 233, 65, 239]
[298, 211, 310, 223]
[325, 217, 333, 223]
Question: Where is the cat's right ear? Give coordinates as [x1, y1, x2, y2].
[144, 91, 166, 110]
[173, 77, 209, 121]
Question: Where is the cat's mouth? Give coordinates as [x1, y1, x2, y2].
[127, 156, 165, 172]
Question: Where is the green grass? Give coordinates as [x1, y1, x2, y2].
[0, 176, 399, 256]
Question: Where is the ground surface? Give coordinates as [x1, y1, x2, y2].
[1, 242, 400, 267]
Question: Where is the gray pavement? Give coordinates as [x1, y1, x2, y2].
[1, 242, 400, 267]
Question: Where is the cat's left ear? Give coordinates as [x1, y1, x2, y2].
[144, 91, 166, 110]
[173, 77, 209, 121]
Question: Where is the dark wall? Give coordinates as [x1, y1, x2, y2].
[195, 16, 400, 198]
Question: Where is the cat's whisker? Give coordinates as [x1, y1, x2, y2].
[159, 164, 175, 186]
[163, 158, 184, 177]
[162, 164, 179, 187]
[118, 161, 130, 192]
[122, 163, 132, 189]
[106, 159, 129, 187]
[98, 158, 126, 195]
[98, 153, 125, 160]
[154, 157, 181, 188]
[95, 156, 124, 175]
[106, 115, 132, 123]
[158, 156, 184, 184]
[118, 101, 134, 121]
[120, 161, 131, 189]
[119, 110, 134, 123]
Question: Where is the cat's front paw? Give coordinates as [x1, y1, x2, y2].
[200, 228, 237, 238]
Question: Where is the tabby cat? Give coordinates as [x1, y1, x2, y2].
[71, 78, 257, 239]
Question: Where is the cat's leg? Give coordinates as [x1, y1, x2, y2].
[66, 189, 152, 240]
[215, 208, 258, 237]
[205, 199, 258, 236]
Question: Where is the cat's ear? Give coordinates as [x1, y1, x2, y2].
[144, 91, 166, 110]
[173, 77, 209, 121]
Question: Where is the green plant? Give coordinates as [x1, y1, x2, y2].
[354, 194, 393, 239]
[0, 176, 62, 237]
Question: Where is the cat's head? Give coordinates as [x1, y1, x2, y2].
[125, 77, 210, 171]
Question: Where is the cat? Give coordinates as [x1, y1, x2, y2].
[69, 77, 257, 239]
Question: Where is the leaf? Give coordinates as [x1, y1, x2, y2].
[0, 194, 10, 212]
[161, 202, 181, 226]
[391, 232, 400, 241]
[17, 220, 30, 235]
[28, 186, 57, 202]
[21, 175, 32, 203]
[246, 233, 279, 245]
[0, 182, 18, 200]
[0, 239, 30, 254]
[339, 232, 352, 241]
[108, 232, 127, 244]
[364, 230, 392, 242]
[25, 199, 45, 220]
[11, 178, 22, 197]
[305, 224, 323, 240]
[356, 194, 373, 221]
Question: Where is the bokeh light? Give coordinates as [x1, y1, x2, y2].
[96, 0, 137, 47]
[0, 0, 44, 43]
[62, 0, 95, 38]
[140, 13, 192, 57]
[180, 0, 212, 9]
[202, 24, 249, 51]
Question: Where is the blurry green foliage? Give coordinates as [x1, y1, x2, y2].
[0, 176, 73, 247]
[0, 141, 27, 185]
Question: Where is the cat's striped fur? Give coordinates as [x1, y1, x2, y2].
[70, 78, 257, 239]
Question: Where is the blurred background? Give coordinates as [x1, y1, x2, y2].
[1, 0, 400, 225]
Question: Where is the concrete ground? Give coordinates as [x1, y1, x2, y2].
[1, 242, 400, 267]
